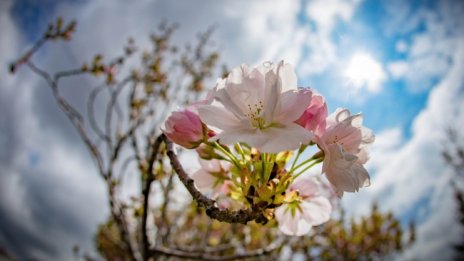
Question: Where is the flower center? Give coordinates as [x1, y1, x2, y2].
[246, 101, 266, 129]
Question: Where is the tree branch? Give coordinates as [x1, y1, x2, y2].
[141, 134, 165, 260]
[149, 237, 283, 260]
[25, 61, 106, 178]
[163, 134, 267, 224]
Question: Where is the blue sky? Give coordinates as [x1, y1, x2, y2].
[1, 0, 464, 260]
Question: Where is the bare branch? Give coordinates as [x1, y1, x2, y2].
[25, 61, 106, 177]
[105, 77, 131, 149]
[107, 183, 137, 261]
[10, 36, 47, 73]
[87, 84, 110, 144]
[25, 60, 136, 260]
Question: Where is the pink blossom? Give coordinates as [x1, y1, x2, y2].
[164, 109, 207, 149]
[190, 159, 231, 199]
[275, 177, 332, 236]
[318, 108, 375, 196]
[294, 92, 328, 137]
[198, 61, 313, 153]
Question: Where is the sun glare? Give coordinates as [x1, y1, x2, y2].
[344, 52, 385, 93]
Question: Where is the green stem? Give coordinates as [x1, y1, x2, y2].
[290, 156, 315, 174]
[235, 143, 246, 161]
[290, 149, 324, 174]
[214, 142, 241, 169]
[291, 145, 306, 170]
[293, 159, 323, 179]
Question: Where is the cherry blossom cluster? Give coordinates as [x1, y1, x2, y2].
[164, 61, 375, 236]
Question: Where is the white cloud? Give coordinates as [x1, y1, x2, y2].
[385, 2, 462, 93]
[299, 0, 391, 101]
[344, 36, 464, 260]
[343, 52, 386, 93]
[306, 0, 357, 32]
[395, 40, 408, 53]
[298, 0, 360, 77]
[297, 27, 338, 76]
[388, 61, 408, 79]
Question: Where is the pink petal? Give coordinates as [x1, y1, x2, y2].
[294, 93, 328, 136]
[198, 105, 242, 130]
[214, 85, 248, 118]
[323, 144, 359, 193]
[213, 128, 268, 148]
[290, 177, 321, 198]
[260, 123, 313, 153]
[274, 89, 313, 124]
[351, 162, 371, 188]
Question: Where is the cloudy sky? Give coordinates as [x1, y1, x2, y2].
[1, 0, 463, 260]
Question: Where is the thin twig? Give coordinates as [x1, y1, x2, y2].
[105, 77, 131, 149]
[87, 84, 110, 144]
[26, 61, 106, 177]
[10, 36, 47, 73]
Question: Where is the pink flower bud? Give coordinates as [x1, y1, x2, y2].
[164, 109, 207, 149]
[294, 92, 328, 137]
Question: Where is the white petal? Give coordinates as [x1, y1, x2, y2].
[263, 70, 281, 123]
[356, 148, 369, 164]
[227, 64, 248, 84]
[190, 169, 215, 192]
[274, 89, 312, 124]
[326, 108, 348, 125]
[351, 113, 363, 127]
[215, 85, 247, 118]
[335, 108, 351, 123]
[198, 105, 241, 130]
[301, 196, 332, 226]
[259, 124, 313, 153]
[213, 128, 268, 148]
[275, 207, 294, 235]
[277, 208, 313, 236]
[278, 62, 297, 92]
[361, 126, 375, 144]
[292, 217, 313, 236]
[243, 68, 265, 105]
[198, 158, 221, 173]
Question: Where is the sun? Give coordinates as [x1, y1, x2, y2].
[344, 52, 386, 93]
